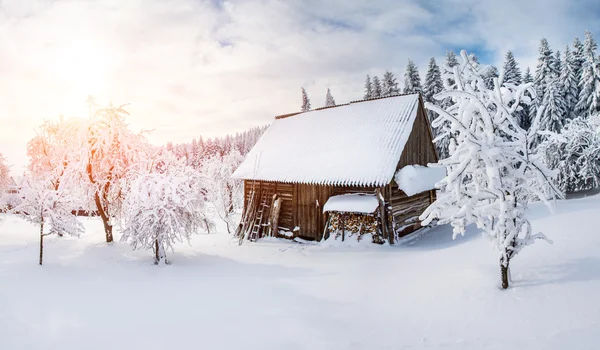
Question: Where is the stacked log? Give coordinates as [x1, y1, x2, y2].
[326, 212, 383, 243]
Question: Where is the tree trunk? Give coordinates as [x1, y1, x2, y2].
[501, 261, 510, 289]
[154, 239, 160, 265]
[39, 221, 44, 266]
[94, 191, 113, 243]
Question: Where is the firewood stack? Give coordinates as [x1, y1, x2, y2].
[326, 212, 384, 243]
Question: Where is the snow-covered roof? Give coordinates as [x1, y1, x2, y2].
[232, 94, 421, 186]
[322, 194, 379, 214]
[394, 165, 446, 196]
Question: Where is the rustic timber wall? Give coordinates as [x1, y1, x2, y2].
[391, 97, 439, 236]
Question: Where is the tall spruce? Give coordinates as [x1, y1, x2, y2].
[403, 59, 422, 94]
[423, 57, 443, 120]
[363, 75, 373, 99]
[301, 87, 311, 112]
[560, 46, 579, 120]
[576, 30, 600, 117]
[372, 75, 383, 98]
[502, 51, 522, 85]
[531, 38, 558, 126]
[483, 65, 499, 90]
[572, 37, 586, 103]
[437, 50, 461, 159]
[381, 70, 400, 97]
[324, 88, 336, 107]
[521, 67, 534, 130]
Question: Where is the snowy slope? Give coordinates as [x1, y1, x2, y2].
[1, 195, 600, 349]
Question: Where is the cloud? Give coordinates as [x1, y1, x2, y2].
[0, 0, 598, 174]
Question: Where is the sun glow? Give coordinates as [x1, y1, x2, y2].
[46, 41, 114, 94]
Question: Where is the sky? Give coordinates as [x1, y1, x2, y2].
[0, 0, 599, 175]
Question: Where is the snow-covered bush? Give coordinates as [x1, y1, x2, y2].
[421, 50, 560, 289]
[16, 177, 84, 265]
[538, 116, 600, 193]
[200, 150, 244, 234]
[120, 152, 211, 264]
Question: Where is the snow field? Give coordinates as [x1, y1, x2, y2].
[1, 195, 600, 349]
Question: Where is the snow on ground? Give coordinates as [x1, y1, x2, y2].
[1, 195, 600, 350]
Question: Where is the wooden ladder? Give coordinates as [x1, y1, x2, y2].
[248, 185, 275, 241]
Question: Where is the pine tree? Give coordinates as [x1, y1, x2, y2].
[423, 57, 443, 104]
[572, 37, 586, 102]
[523, 67, 533, 83]
[482, 65, 499, 90]
[442, 50, 459, 90]
[403, 59, 422, 94]
[555, 50, 562, 73]
[576, 31, 600, 117]
[560, 46, 579, 120]
[521, 68, 534, 130]
[423, 57, 445, 158]
[381, 71, 400, 97]
[502, 51, 522, 85]
[363, 75, 373, 99]
[372, 75, 382, 98]
[325, 88, 336, 107]
[301, 87, 311, 112]
[541, 75, 567, 134]
[531, 38, 558, 125]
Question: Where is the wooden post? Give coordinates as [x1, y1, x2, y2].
[340, 213, 346, 242]
[376, 188, 391, 244]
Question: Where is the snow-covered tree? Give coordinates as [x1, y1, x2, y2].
[532, 39, 558, 121]
[538, 116, 600, 193]
[0, 153, 9, 212]
[382, 70, 400, 97]
[576, 31, 600, 117]
[443, 50, 459, 89]
[16, 176, 84, 265]
[0, 153, 8, 193]
[435, 50, 462, 159]
[66, 104, 149, 243]
[372, 76, 383, 98]
[561, 46, 579, 120]
[520, 67, 534, 130]
[540, 74, 567, 135]
[363, 75, 373, 99]
[301, 87, 311, 112]
[200, 150, 244, 234]
[325, 88, 336, 107]
[120, 152, 210, 264]
[421, 50, 559, 289]
[501, 51, 522, 85]
[423, 57, 444, 155]
[403, 59, 422, 94]
[482, 65, 499, 90]
[572, 37, 586, 100]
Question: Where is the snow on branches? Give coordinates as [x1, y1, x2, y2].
[16, 176, 84, 265]
[66, 104, 149, 243]
[120, 151, 211, 264]
[421, 50, 560, 289]
[0, 152, 9, 193]
[538, 116, 600, 193]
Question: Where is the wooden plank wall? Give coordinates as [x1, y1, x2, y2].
[391, 98, 440, 237]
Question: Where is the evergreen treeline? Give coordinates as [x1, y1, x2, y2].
[167, 125, 268, 168]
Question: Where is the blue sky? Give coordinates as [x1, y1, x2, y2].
[0, 0, 599, 174]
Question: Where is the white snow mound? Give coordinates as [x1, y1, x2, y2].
[395, 164, 446, 196]
[322, 194, 379, 214]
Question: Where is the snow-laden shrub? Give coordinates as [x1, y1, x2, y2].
[120, 152, 212, 264]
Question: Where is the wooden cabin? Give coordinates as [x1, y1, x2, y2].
[232, 93, 439, 244]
